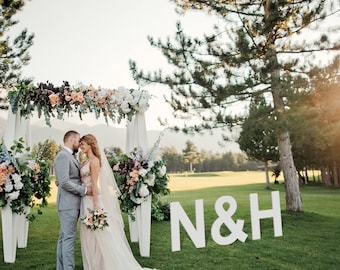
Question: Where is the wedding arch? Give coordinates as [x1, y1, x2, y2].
[1, 81, 167, 263]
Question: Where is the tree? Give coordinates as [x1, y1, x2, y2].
[0, 0, 34, 109]
[32, 139, 61, 174]
[301, 57, 340, 186]
[182, 140, 200, 172]
[161, 146, 185, 173]
[130, 0, 340, 211]
[238, 94, 279, 188]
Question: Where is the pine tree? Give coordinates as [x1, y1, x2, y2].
[0, 0, 34, 109]
[130, 0, 340, 211]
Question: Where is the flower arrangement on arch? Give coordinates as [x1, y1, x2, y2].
[0, 138, 51, 220]
[111, 148, 170, 219]
[7, 81, 150, 126]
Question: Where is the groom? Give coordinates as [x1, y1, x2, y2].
[54, 130, 91, 270]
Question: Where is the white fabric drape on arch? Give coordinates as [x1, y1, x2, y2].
[125, 112, 151, 257]
[1, 108, 31, 263]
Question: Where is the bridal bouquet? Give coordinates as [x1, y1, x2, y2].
[81, 208, 109, 231]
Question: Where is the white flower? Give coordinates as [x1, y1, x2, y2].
[138, 183, 150, 197]
[137, 98, 149, 112]
[97, 88, 109, 99]
[126, 93, 138, 106]
[4, 183, 13, 192]
[14, 181, 23, 190]
[135, 197, 142, 204]
[12, 173, 22, 183]
[7, 190, 20, 201]
[144, 173, 155, 187]
[120, 101, 131, 113]
[158, 165, 167, 177]
[148, 160, 154, 169]
[139, 168, 148, 177]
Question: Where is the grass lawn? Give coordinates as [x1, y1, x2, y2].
[0, 171, 339, 269]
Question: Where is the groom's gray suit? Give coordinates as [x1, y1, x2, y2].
[54, 147, 87, 270]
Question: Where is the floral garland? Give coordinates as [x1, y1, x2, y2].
[7, 81, 150, 126]
[111, 148, 170, 219]
[0, 138, 51, 220]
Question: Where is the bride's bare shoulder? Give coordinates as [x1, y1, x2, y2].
[89, 156, 100, 167]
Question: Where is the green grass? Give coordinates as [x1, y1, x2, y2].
[1, 182, 340, 269]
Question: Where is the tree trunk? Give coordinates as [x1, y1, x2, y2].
[333, 161, 339, 187]
[278, 131, 303, 212]
[321, 167, 331, 186]
[264, 160, 270, 189]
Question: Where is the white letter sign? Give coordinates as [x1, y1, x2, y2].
[249, 191, 283, 240]
[170, 200, 205, 252]
[211, 196, 248, 245]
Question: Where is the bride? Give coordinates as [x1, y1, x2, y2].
[78, 134, 153, 270]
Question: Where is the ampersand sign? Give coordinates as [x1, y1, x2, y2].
[211, 196, 248, 245]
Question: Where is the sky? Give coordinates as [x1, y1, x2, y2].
[3, 0, 339, 132]
[6, 0, 219, 130]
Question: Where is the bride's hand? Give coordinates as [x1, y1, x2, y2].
[86, 186, 92, 196]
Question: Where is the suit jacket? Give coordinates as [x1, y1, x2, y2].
[54, 148, 86, 211]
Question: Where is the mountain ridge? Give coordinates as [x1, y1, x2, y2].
[0, 116, 240, 153]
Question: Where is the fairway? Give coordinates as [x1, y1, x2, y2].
[47, 171, 275, 203]
[168, 171, 276, 191]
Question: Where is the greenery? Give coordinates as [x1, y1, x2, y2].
[0, 175, 339, 269]
[0, 138, 51, 221]
[7, 82, 150, 127]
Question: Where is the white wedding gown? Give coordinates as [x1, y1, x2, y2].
[80, 159, 152, 270]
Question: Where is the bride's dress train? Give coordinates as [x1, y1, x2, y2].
[80, 159, 153, 270]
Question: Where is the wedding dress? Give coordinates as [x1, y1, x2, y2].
[79, 155, 153, 270]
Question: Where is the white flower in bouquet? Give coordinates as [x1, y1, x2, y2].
[148, 159, 155, 169]
[116, 87, 130, 99]
[8, 190, 20, 200]
[14, 181, 23, 190]
[144, 173, 155, 187]
[137, 91, 150, 111]
[139, 183, 150, 197]
[4, 183, 13, 192]
[127, 93, 138, 106]
[158, 165, 167, 177]
[135, 197, 143, 204]
[120, 101, 131, 113]
[137, 99, 149, 112]
[97, 88, 109, 99]
[139, 168, 148, 177]
[12, 173, 22, 183]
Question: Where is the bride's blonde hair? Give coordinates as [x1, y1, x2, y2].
[80, 134, 102, 167]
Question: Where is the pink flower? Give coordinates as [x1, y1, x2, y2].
[129, 170, 139, 179]
[48, 93, 60, 106]
[112, 163, 120, 171]
[76, 92, 84, 102]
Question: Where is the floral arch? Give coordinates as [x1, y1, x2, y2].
[1, 81, 168, 263]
